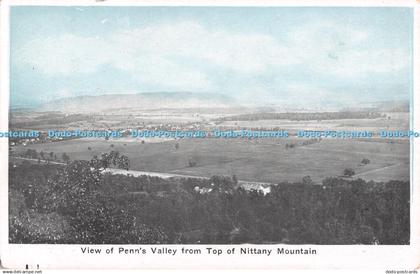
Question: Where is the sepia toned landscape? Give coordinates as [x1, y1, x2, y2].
[9, 96, 410, 184]
[8, 95, 411, 244]
[8, 6, 412, 245]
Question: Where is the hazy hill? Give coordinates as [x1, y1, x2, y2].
[341, 100, 409, 113]
[38, 92, 237, 113]
[35, 92, 409, 114]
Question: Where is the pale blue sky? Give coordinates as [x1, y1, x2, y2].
[10, 7, 412, 108]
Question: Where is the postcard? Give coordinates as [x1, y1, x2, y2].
[0, 0, 419, 271]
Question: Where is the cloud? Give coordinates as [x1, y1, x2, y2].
[128, 55, 213, 90]
[111, 21, 299, 73]
[321, 48, 409, 78]
[286, 21, 409, 78]
[16, 22, 298, 85]
[17, 29, 214, 90]
[15, 20, 410, 94]
[18, 34, 111, 75]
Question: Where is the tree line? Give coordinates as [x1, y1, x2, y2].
[219, 112, 383, 122]
[9, 154, 409, 245]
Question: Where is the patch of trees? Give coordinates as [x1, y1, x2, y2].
[285, 138, 321, 149]
[61, 153, 70, 163]
[90, 150, 130, 170]
[361, 158, 371, 165]
[9, 156, 409, 245]
[9, 152, 166, 244]
[188, 160, 197, 167]
[343, 168, 356, 177]
[23, 149, 38, 159]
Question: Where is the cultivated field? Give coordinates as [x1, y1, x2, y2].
[13, 136, 410, 183]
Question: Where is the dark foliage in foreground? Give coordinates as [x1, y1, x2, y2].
[9, 157, 409, 244]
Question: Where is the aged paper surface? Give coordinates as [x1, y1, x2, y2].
[0, 0, 419, 271]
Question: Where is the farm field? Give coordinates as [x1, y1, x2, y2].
[12, 137, 410, 183]
[218, 113, 410, 132]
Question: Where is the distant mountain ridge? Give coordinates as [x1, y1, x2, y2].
[35, 92, 409, 114]
[38, 92, 237, 113]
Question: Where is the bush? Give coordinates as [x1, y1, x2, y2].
[361, 158, 370, 165]
[344, 168, 355, 177]
[188, 160, 197, 167]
